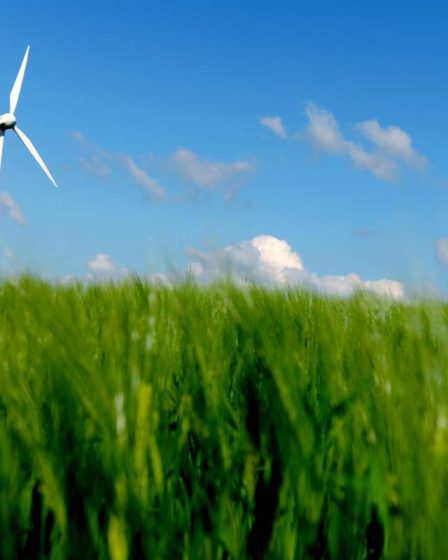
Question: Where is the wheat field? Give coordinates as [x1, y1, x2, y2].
[0, 277, 447, 558]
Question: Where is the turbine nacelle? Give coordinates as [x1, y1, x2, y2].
[0, 113, 16, 130]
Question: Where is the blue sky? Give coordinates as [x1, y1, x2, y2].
[1, 0, 448, 296]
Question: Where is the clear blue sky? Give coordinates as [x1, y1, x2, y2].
[1, 0, 448, 295]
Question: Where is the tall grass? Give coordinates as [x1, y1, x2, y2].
[0, 276, 447, 558]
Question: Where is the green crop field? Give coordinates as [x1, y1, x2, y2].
[0, 276, 447, 559]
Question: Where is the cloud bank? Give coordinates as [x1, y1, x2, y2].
[187, 234, 404, 299]
[77, 236, 404, 299]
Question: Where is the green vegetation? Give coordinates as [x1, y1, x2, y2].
[0, 277, 447, 559]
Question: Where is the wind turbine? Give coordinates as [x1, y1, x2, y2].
[0, 46, 57, 187]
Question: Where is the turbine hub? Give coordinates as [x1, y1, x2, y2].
[0, 113, 16, 130]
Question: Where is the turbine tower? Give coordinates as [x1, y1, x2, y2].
[0, 46, 57, 187]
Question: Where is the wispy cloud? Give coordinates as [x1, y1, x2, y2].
[71, 131, 167, 200]
[121, 156, 166, 201]
[170, 148, 255, 192]
[72, 133, 253, 202]
[70, 131, 112, 179]
[0, 192, 27, 225]
[304, 104, 346, 153]
[353, 228, 374, 238]
[81, 155, 112, 179]
[304, 103, 427, 181]
[260, 116, 287, 139]
[187, 234, 404, 299]
[436, 238, 448, 265]
[356, 119, 427, 169]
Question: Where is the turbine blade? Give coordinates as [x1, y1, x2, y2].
[0, 131, 4, 171]
[14, 127, 57, 187]
[10, 46, 30, 114]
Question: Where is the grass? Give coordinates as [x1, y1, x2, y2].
[0, 276, 448, 558]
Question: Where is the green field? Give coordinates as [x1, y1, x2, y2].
[0, 277, 447, 559]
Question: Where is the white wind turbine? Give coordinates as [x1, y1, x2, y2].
[0, 46, 57, 187]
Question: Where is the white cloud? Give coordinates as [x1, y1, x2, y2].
[345, 143, 399, 182]
[187, 235, 304, 285]
[304, 103, 427, 182]
[88, 254, 117, 274]
[304, 271, 404, 300]
[59, 274, 77, 285]
[436, 238, 448, 265]
[0, 192, 27, 225]
[251, 235, 304, 278]
[305, 104, 347, 153]
[170, 148, 255, 190]
[121, 157, 166, 201]
[187, 234, 404, 299]
[72, 132, 254, 201]
[260, 116, 287, 139]
[87, 253, 129, 281]
[356, 119, 427, 169]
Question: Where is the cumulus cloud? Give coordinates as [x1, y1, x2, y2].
[304, 103, 427, 181]
[88, 254, 118, 275]
[87, 253, 129, 281]
[0, 192, 27, 225]
[436, 238, 448, 265]
[170, 148, 255, 190]
[260, 116, 287, 139]
[187, 234, 404, 299]
[188, 235, 304, 285]
[121, 156, 166, 201]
